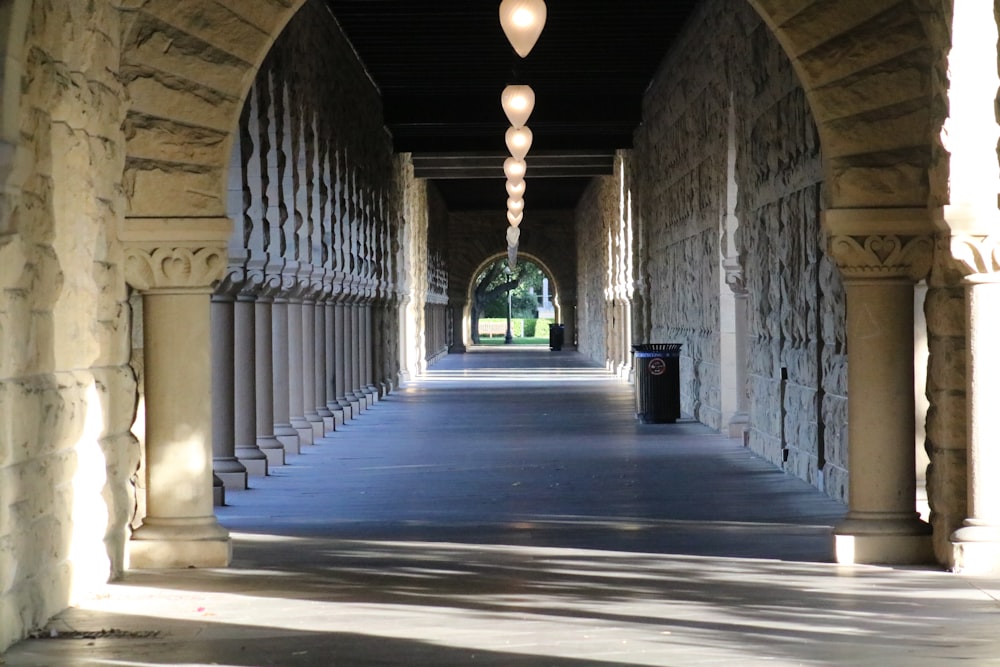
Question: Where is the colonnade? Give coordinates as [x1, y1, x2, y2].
[206, 60, 405, 496]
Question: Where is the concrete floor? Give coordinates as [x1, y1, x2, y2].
[5, 347, 1000, 666]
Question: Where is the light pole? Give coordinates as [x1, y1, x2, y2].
[504, 266, 514, 345]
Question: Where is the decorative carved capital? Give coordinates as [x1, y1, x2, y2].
[950, 235, 1000, 277]
[723, 257, 746, 296]
[828, 234, 933, 281]
[124, 245, 227, 291]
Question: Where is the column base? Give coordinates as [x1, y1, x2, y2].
[328, 403, 346, 426]
[950, 523, 1000, 574]
[338, 399, 354, 421]
[727, 413, 749, 439]
[236, 447, 268, 477]
[291, 418, 314, 445]
[833, 513, 934, 565]
[212, 474, 225, 506]
[450, 344, 467, 354]
[275, 423, 300, 455]
[130, 517, 232, 569]
[257, 435, 285, 467]
[216, 470, 248, 490]
[305, 414, 325, 439]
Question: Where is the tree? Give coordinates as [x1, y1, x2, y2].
[471, 260, 519, 343]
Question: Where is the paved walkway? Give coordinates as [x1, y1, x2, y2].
[5, 347, 1000, 666]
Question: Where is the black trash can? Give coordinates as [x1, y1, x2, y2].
[633, 343, 681, 423]
[548, 323, 565, 351]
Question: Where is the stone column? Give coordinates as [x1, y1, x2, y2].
[349, 297, 365, 412]
[286, 288, 313, 444]
[234, 289, 268, 476]
[254, 286, 285, 467]
[271, 290, 300, 455]
[210, 292, 247, 492]
[334, 298, 355, 419]
[124, 239, 231, 569]
[949, 235, 1000, 573]
[827, 230, 934, 565]
[315, 285, 336, 433]
[301, 288, 325, 438]
[724, 260, 750, 437]
[363, 298, 379, 402]
[448, 292, 467, 353]
[326, 287, 345, 426]
[558, 294, 577, 350]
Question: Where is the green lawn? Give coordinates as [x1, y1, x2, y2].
[477, 336, 550, 346]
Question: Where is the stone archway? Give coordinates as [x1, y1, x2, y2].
[115, 0, 957, 569]
[464, 251, 565, 347]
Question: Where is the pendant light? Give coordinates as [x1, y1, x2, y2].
[505, 126, 533, 160]
[507, 210, 523, 227]
[507, 197, 525, 216]
[506, 225, 521, 247]
[503, 156, 527, 182]
[499, 0, 547, 58]
[501, 85, 535, 128]
[506, 180, 526, 198]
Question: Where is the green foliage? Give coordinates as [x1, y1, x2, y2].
[531, 318, 553, 337]
[474, 259, 546, 319]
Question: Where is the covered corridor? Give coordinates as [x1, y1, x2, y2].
[5, 349, 1000, 666]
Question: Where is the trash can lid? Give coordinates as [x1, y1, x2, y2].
[632, 343, 682, 357]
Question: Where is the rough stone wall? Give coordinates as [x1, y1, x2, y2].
[575, 157, 634, 373]
[733, 12, 846, 497]
[0, 0, 137, 651]
[629, 0, 846, 499]
[575, 177, 615, 366]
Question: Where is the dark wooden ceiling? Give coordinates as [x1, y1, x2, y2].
[324, 0, 701, 209]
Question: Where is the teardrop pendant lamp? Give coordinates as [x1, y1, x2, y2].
[499, 0, 547, 58]
[501, 85, 535, 129]
[503, 156, 527, 182]
[505, 126, 533, 160]
[507, 197, 525, 216]
[507, 210, 523, 227]
[506, 180, 526, 198]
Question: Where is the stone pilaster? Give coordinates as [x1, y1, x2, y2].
[724, 259, 750, 437]
[826, 223, 934, 565]
[948, 234, 1000, 573]
[122, 219, 232, 568]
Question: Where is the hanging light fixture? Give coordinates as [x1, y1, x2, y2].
[507, 210, 523, 227]
[506, 180, 526, 198]
[501, 85, 535, 128]
[505, 126, 533, 160]
[507, 197, 525, 216]
[503, 156, 527, 182]
[506, 225, 521, 247]
[499, 0, 547, 58]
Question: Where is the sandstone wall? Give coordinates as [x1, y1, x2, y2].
[0, 0, 138, 651]
[627, 0, 846, 498]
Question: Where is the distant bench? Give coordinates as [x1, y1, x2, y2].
[478, 320, 507, 337]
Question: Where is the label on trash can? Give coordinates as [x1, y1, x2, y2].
[648, 358, 666, 376]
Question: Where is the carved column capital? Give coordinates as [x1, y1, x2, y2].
[723, 257, 746, 296]
[828, 234, 933, 282]
[950, 234, 1000, 282]
[124, 245, 228, 292]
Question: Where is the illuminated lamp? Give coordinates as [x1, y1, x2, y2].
[507, 210, 523, 227]
[499, 0, 547, 58]
[503, 156, 527, 182]
[501, 85, 535, 128]
[506, 179, 526, 198]
[505, 126, 533, 160]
